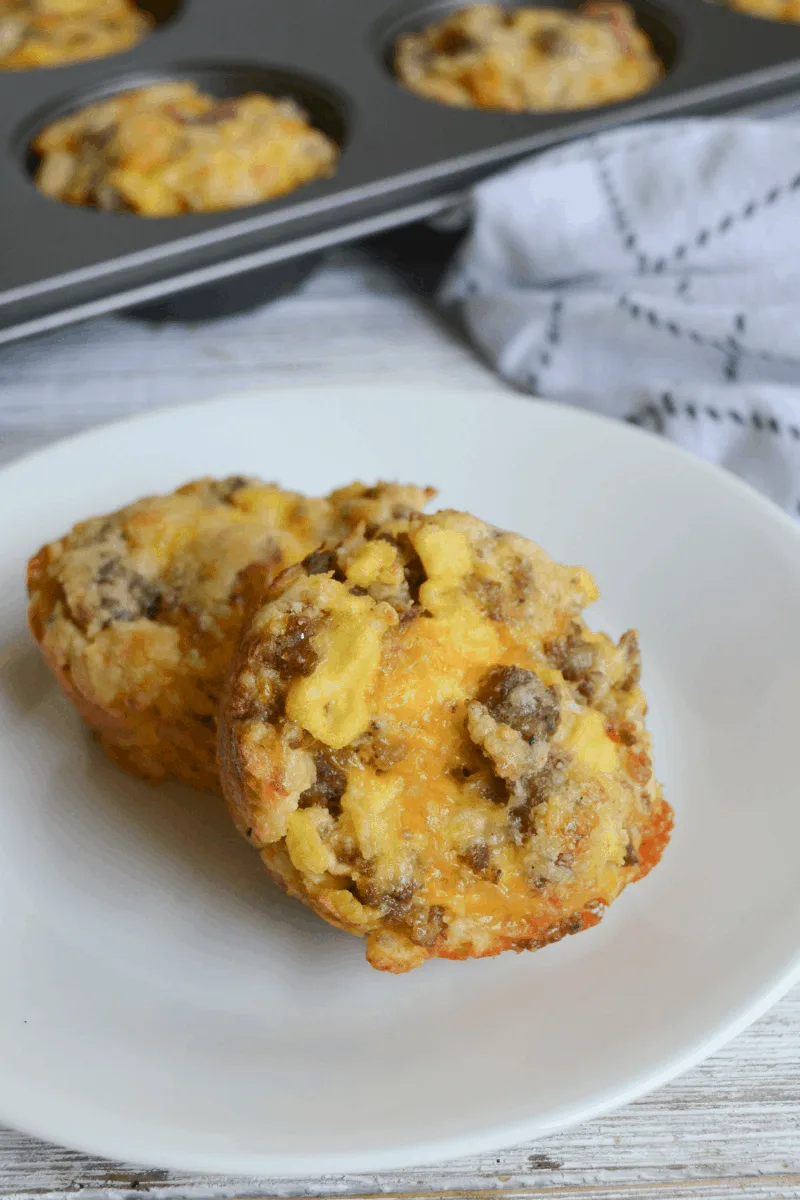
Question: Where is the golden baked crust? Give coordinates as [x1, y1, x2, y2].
[27, 478, 434, 792]
[395, 2, 662, 112]
[220, 509, 672, 972]
[721, 0, 800, 19]
[33, 82, 338, 215]
[0, 0, 152, 69]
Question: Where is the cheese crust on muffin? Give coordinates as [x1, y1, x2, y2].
[220, 509, 672, 971]
[0, 0, 152, 70]
[395, 2, 662, 112]
[28, 478, 433, 791]
[33, 82, 338, 215]
[721, 0, 800, 21]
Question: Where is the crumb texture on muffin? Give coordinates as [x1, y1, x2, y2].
[27, 478, 434, 792]
[220, 509, 672, 972]
[0, 0, 153, 69]
[33, 81, 339, 215]
[395, 2, 662, 112]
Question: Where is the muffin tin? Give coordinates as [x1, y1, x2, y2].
[3, 0, 800, 344]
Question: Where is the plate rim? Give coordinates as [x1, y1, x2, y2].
[3, 381, 800, 548]
[1, 960, 800, 1176]
[1, 382, 799, 1176]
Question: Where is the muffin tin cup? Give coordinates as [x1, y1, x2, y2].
[3, 0, 800, 344]
[126, 251, 326, 321]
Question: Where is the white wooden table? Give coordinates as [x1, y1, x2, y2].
[1, 249, 798, 1200]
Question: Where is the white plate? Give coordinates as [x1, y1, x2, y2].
[1, 384, 799, 1177]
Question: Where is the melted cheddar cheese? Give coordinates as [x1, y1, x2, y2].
[28, 478, 434, 793]
[222, 508, 672, 972]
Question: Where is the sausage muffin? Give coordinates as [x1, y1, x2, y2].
[395, 1, 662, 112]
[720, 0, 800, 21]
[0, 0, 152, 70]
[27, 478, 434, 792]
[219, 509, 672, 972]
[33, 81, 339, 215]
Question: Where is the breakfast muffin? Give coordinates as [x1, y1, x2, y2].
[0, 0, 152, 69]
[27, 478, 434, 792]
[33, 81, 339, 215]
[395, 2, 662, 112]
[219, 509, 672, 972]
[721, 0, 800, 20]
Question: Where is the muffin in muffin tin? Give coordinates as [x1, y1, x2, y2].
[33, 81, 340, 215]
[720, 0, 800, 22]
[0, 0, 153, 70]
[395, 1, 663, 111]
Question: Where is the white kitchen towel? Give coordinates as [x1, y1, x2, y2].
[438, 118, 800, 518]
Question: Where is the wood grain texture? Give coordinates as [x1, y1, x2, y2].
[0, 251, 494, 469]
[0, 249, 798, 1200]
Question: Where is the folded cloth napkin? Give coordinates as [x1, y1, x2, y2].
[438, 118, 800, 519]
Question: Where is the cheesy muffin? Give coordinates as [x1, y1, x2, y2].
[27, 478, 433, 792]
[0, 0, 152, 70]
[721, 0, 800, 20]
[395, 2, 662, 112]
[33, 81, 338, 215]
[219, 510, 672, 972]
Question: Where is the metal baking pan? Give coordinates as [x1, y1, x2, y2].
[3, 0, 800, 345]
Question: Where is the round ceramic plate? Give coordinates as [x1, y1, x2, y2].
[1, 384, 799, 1176]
